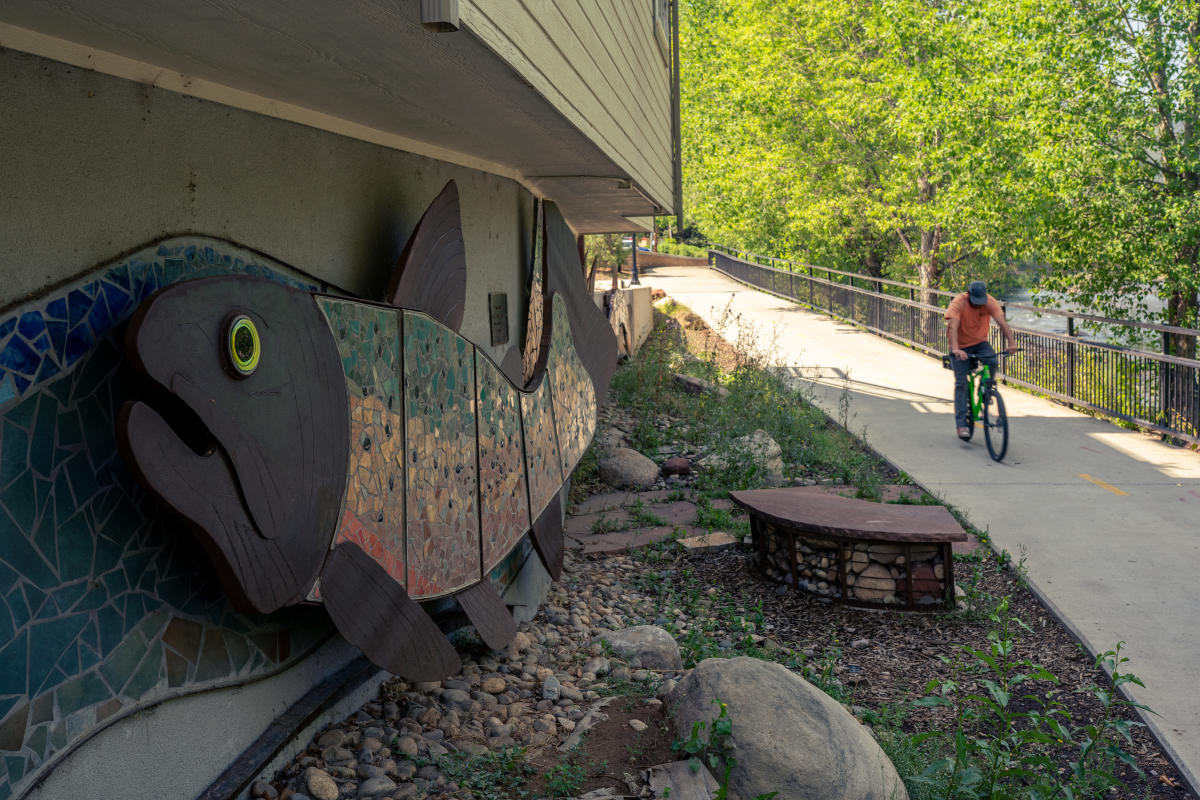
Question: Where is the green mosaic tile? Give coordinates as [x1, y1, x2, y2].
[56, 512, 93, 583]
[194, 630, 230, 683]
[0, 530, 56, 590]
[99, 631, 147, 692]
[102, 570, 128, 597]
[0, 704, 28, 752]
[49, 720, 65, 751]
[96, 605, 125, 653]
[29, 395, 57, 479]
[63, 450, 101, 509]
[122, 642, 162, 700]
[55, 409, 82, 449]
[94, 698, 121, 724]
[55, 671, 109, 716]
[135, 606, 169, 641]
[226, 632, 251, 673]
[0, 630, 28, 696]
[4, 587, 29, 633]
[20, 585, 45, 621]
[72, 582, 108, 614]
[165, 650, 189, 688]
[31, 516, 58, 579]
[91, 535, 124, 577]
[0, 472, 36, 534]
[28, 695, 51, 727]
[0, 423, 28, 490]
[29, 615, 88, 691]
[26, 725, 46, 761]
[162, 617, 202, 662]
[51, 581, 87, 614]
[5, 756, 25, 784]
[123, 551, 154, 588]
[4, 395, 36, 433]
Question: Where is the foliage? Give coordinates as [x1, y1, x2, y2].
[583, 234, 626, 287]
[430, 747, 535, 800]
[673, 700, 780, 800]
[543, 746, 605, 798]
[912, 598, 1148, 799]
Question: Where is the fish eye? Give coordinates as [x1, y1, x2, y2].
[226, 315, 261, 377]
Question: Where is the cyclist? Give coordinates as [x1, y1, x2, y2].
[946, 280, 1018, 440]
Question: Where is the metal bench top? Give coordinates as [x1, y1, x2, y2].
[729, 486, 966, 544]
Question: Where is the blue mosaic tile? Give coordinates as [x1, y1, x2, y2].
[0, 338, 39, 377]
[64, 325, 94, 363]
[6, 755, 25, 784]
[0, 378, 14, 409]
[0, 320, 14, 339]
[17, 314, 44, 342]
[96, 605, 124, 653]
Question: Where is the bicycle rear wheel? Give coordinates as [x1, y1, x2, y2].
[983, 388, 1008, 461]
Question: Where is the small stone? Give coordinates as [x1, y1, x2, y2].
[393, 736, 419, 756]
[317, 730, 347, 749]
[850, 639, 871, 650]
[481, 677, 507, 694]
[357, 777, 398, 798]
[629, 719, 648, 732]
[542, 675, 562, 701]
[252, 779, 279, 800]
[392, 785, 418, 800]
[305, 768, 339, 800]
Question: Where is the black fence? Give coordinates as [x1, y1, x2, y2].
[709, 247, 1200, 445]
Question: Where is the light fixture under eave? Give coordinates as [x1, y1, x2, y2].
[421, 0, 460, 32]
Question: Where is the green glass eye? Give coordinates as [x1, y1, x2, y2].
[227, 315, 260, 376]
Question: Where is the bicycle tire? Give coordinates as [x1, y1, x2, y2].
[983, 388, 1008, 461]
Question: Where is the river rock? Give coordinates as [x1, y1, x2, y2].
[669, 657, 907, 800]
[599, 626, 682, 669]
[598, 448, 659, 488]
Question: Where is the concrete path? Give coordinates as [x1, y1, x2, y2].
[640, 263, 1200, 792]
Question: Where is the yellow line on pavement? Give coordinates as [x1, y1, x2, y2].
[1078, 473, 1128, 496]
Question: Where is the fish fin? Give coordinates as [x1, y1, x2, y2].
[322, 542, 461, 680]
[530, 493, 564, 580]
[384, 180, 467, 332]
[117, 401, 315, 613]
[454, 581, 518, 651]
[544, 202, 617, 399]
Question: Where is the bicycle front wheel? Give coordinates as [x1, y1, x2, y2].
[983, 388, 1008, 461]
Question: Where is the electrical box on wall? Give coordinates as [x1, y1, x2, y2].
[489, 292, 509, 346]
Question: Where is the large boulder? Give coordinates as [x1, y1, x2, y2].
[669, 657, 908, 800]
[599, 448, 659, 488]
[598, 626, 683, 670]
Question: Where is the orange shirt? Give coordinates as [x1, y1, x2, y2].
[945, 294, 1003, 348]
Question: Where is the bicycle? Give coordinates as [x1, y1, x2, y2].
[941, 349, 1021, 461]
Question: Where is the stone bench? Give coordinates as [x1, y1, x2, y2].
[729, 486, 968, 610]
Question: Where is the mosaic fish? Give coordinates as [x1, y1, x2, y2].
[116, 182, 613, 681]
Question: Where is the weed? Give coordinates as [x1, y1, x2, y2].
[544, 747, 606, 798]
[430, 747, 534, 800]
[912, 597, 1147, 799]
[672, 700, 779, 800]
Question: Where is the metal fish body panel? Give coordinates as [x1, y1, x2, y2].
[117, 275, 596, 679]
[316, 291, 593, 601]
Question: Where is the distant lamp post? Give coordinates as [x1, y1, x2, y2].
[630, 233, 641, 286]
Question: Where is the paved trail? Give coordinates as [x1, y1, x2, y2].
[642, 263, 1200, 792]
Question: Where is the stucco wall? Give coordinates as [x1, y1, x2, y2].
[0, 46, 536, 365]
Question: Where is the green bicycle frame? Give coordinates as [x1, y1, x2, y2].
[966, 362, 996, 422]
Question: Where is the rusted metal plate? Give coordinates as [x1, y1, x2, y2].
[729, 486, 965, 543]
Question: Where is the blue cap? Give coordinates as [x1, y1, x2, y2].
[968, 281, 987, 304]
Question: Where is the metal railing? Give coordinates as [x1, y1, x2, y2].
[709, 247, 1200, 445]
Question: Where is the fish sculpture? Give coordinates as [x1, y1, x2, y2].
[115, 182, 615, 681]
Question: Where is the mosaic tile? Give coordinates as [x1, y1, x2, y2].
[522, 201, 548, 386]
[317, 299, 405, 592]
[0, 708, 26, 753]
[475, 354, 530, 573]
[549, 296, 595, 474]
[521, 373, 563, 520]
[404, 312, 479, 598]
[0, 239, 333, 798]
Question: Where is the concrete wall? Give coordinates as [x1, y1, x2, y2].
[0, 47, 536, 365]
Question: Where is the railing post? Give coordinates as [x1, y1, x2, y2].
[808, 265, 814, 308]
[1066, 316, 1076, 407]
[1161, 330, 1172, 427]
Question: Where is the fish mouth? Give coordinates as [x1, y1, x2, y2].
[134, 376, 219, 459]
